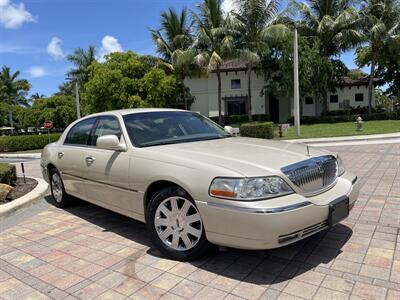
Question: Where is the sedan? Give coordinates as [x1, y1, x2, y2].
[41, 109, 360, 260]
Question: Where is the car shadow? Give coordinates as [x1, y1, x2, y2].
[45, 195, 353, 286]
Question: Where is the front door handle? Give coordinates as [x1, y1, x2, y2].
[58, 152, 64, 159]
[85, 156, 95, 164]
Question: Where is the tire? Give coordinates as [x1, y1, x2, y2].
[49, 168, 69, 208]
[146, 186, 210, 261]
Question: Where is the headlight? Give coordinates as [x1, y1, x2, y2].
[337, 155, 345, 176]
[209, 176, 293, 201]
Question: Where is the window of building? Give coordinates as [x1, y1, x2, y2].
[226, 100, 247, 115]
[355, 93, 364, 102]
[231, 79, 241, 89]
[305, 97, 314, 104]
[330, 95, 339, 103]
[64, 118, 96, 146]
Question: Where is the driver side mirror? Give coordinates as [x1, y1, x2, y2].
[96, 135, 127, 151]
[224, 126, 233, 135]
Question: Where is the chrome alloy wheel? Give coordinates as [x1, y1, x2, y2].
[154, 197, 203, 251]
[51, 173, 63, 203]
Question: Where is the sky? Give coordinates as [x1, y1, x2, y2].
[0, 0, 362, 97]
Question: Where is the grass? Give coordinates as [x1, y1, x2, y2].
[278, 120, 400, 139]
[0, 149, 43, 154]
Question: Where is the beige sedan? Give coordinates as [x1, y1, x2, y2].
[41, 109, 360, 260]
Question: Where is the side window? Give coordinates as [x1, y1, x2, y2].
[64, 118, 96, 146]
[91, 116, 122, 146]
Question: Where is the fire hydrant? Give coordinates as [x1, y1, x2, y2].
[355, 116, 364, 131]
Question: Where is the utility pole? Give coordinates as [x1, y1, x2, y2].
[293, 27, 301, 137]
[75, 82, 81, 119]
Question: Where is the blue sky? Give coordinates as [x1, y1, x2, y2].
[0, 0, 361, 97]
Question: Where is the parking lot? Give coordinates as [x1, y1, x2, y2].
[1, 143, 399, 300]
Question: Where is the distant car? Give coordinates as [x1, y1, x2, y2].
[41, 109, 360, 260]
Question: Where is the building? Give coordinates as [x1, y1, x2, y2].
[185, 61, 381, 123]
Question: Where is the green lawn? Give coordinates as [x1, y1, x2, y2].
[278, 120, 400, 140]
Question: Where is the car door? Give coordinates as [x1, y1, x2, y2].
[83, 115, 133, 212]
[57, 117, 96, 200]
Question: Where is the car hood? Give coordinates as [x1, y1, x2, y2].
[144, 137, 332, 177]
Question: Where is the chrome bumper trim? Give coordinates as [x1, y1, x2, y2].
[206, 201, 312, 214]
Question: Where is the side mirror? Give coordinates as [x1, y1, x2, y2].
[224, 126, 233, 135]
[96, 135, 127, 151]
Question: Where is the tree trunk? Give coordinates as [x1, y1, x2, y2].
[217, 66, 222, 125]
[247, 64, 253, 122]
[8, 107, 14, 134]
[323, 91, 329, 116]
[181, 75, 187, 110]
[368, 60, 375, 115]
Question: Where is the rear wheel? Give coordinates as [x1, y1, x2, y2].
[146, 186, 210, 261]
[49, 168, 69, 208]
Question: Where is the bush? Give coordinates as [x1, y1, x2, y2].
[0, 133, 61, 152]
[240, 122, 275, 139]
[0, 163, 17, 185]
[287, 112, 400, 124]
[209, 114, 269, 125]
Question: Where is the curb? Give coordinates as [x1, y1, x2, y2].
[0, 177, 49, 219]
[0, 153, 41, 159]
[285, 132, 400, 144]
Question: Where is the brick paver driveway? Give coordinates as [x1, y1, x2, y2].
[1, 143, 399, 300]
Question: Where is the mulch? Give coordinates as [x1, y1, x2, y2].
[1, 177, 38, 204]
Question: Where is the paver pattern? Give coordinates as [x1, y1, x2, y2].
[1, 143, 400, 299]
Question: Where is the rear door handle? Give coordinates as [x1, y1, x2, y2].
[85, 156, 95, 164]
[58, 152, 64, 159]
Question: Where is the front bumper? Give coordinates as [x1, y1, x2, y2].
[196, 171, 360, 250]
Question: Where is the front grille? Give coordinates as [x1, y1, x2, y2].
[281, 155, 338, 194]
[278, 220, 329, 244]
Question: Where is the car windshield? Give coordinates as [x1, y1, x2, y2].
[123, 111, 231, 147]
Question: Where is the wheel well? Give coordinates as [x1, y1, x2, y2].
[144, 180, 183, 211]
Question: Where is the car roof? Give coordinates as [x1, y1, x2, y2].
[83, 108, 187, 118]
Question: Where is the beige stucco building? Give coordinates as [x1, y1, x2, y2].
[185, 61, 379, 123]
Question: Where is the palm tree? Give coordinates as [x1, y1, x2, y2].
[192, 0, 236, 124]
[356, 0, 400, 114]
[0, 66, 30, 131]
[150, 8, 195, 109]
[290, 0, 362, 113]
[231, 0, 290, 121]
[66, 46, 96, 87]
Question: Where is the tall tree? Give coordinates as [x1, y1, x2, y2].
[66, 46, 96, 87]
[356, 0, 400, 114]
[0, 66, 30, 130]
[150, 8, 195, 109]
[231, 0, 290, 121]
[193, 0, 236, 124]
[290, 0, 362, 113]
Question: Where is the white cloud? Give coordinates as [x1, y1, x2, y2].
[27, 66, 46, 78]
[47, 37, 65, 60]
[221, 0, 237, 14]
[98, 35, 123, 62]
[0, 0, 35, 29]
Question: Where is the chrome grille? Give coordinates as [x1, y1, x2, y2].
[281, 155, 338, 194]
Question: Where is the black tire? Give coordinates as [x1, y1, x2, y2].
[49, 168, 70, 208]
[146, 186, 210, 261]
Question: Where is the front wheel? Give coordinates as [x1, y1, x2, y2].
[49, 168, 69, 208]
[146, 187, 210, 261]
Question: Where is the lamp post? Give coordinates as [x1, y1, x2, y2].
[293, 27, 301, 137]
[75, 81, 81, 119]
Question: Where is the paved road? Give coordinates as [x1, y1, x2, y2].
[0, 143, 399, 300]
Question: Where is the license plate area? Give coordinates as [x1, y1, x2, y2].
[329, 196, 349, 226]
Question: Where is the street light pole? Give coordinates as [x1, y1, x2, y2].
[75, 81, 81, 119]
[293, 27, 301, 137]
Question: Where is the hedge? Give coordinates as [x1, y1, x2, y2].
[210, 114, 269, 125]
[0, 163, 17, 185]
[0, 133, 62, 152]
[240, 122, 275, 139]
[287, 112, 400, 124]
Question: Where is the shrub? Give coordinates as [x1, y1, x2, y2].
[240, 122, 275, 139]
[0, 163, 17, 185]
[287, 112, 400, 124]
[0, 133, 61, 152]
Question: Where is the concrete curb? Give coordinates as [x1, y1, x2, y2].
[0, 153, 41, 159]
[285, 132, 400, 144]
[0, 177, 49, 219]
